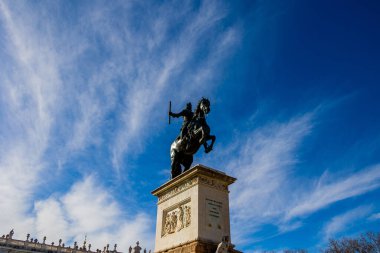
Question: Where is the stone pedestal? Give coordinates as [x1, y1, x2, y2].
[152, 164, 241, 253]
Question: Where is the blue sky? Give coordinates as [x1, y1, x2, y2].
[0, 1, 379, 252]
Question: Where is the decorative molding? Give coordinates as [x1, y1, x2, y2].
[198, 176, 228, 192]
[157, 175, 228, 204]
[158, 177, 198, 202]
[151, 164, 236, 198]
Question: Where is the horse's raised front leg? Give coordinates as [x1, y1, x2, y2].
[199, 128, 206, 144]
[204, 135, 216, 153]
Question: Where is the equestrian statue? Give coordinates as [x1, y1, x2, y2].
[169, 98, 216, 178]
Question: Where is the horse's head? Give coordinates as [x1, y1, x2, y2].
[198, 97, 210, 115]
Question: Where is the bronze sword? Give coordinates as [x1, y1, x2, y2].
[168, 101, 172, 124]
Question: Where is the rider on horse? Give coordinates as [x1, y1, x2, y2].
[169, 102, 193, 141]
[169, 98, 216, 178]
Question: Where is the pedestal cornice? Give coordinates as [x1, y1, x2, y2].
[152, 164, 236, 204]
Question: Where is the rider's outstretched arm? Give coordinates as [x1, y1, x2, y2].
[169, 110, 185, 118]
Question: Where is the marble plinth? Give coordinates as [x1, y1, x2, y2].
[152, 164, 241, 253]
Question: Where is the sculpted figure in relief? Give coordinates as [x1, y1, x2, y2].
[170, 211, 178, 233]
[177, 206, 184, 231]
[185, 206, 191, 227]
[164, 214, 171, 235]
[163, 211, 177, 236]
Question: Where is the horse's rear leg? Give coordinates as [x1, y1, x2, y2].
[171, 150, 182, 179]
[183, 155, 193, 172]
[171, 164, 181, 179]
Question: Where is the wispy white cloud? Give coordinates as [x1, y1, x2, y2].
[33, 176, 154, 251]
[228, 114, 312, 214]
[0, 1, 152, 249]
[35, 197, 69, 242]
[322, 206, 372, 240]
[286, 165, 380, 220]
[224, 113, 313, 244]
[62, 176, 122, 233]
[0, 1, 62, 236]
[368, 212, 380, 221]
[0, 149, 37, 236]
[83, 1, 242, 172]
[217, 110, 380, 246]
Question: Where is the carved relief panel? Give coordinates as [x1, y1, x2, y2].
[162, 199, 191, 237]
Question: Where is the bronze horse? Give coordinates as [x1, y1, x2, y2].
[170, 98, 216, 178]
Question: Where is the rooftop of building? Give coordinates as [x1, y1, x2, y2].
[0, 230, 149, 253]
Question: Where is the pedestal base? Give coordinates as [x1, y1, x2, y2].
[152, 165, 241, 253]
[154, 239, 242, 253]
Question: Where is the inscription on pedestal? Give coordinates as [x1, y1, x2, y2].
[206, 198, 223, 229]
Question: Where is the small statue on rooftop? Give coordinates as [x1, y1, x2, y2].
[133, 241, 141, 253]
[9, 229, 14, 239]
[83, 235, 87, 250]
